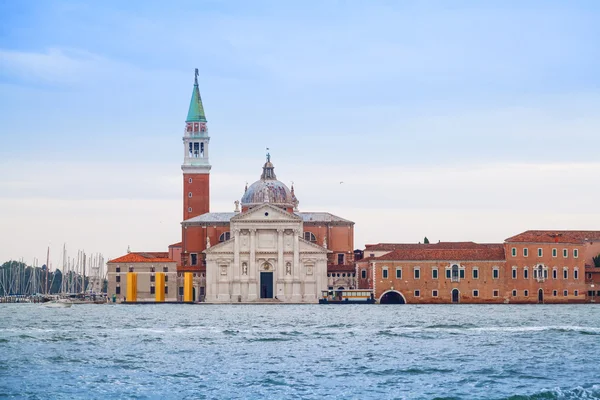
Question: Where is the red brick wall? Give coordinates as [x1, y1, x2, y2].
[183, 173, 209, 220]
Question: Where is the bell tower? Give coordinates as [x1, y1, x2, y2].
[182, 69, 211, 220]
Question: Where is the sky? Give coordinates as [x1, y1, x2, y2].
[1, 0, 600, 269]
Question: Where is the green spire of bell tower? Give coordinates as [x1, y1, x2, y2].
[186, 68, 207, 122]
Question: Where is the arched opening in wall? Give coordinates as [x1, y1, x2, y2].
[379, 290, 406, 304]
[451, 289, 460, 303]
[538, 288, 544, 304]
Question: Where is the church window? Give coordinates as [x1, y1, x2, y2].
[188, 207, 192, 213]
[189, 178, 193, 184]
[219, 232, 231, 242]
[190, 253, 198, 266]
[337, 254, 344, 265]
[361, 269, 366, 279]
[200, 142, 204, 157]
[304, 232, 317, 243]
[188, 192, 192, 198]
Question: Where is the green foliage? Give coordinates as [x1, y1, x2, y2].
[593, 254, 600, 268]
[424, 237, 430, 244]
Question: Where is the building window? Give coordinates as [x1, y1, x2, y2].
[524, 267, 528, 279]
[382, 268, 388, 279]
[523, 248, 529, 257]
[563, 290, 568, 297]
[219, 232, 231, 242]
[116, 276, 120, 283]
[190, 253, 198, 266]
[188, 207, 192, 213]
[188, 192, 192, 198]
[459, 269, 465, 279]
[473, 290, 479, 297]
[493, 290, 499, 297]
[150, 286, 155, 294]
[524, 290, 529, 297]
[165, 275, 168, 282]
[165, 286, 169, 294]
[551, 268, 557, 279]
[395, 268, 402, 279]
[573, 249, 579, 258]
[511, 247, 517, 257]
[574, 290, 579, 296]
[116, 287, 121, 295]
[413, 267, 420, 279]
[563, 267, 568, 279]
[188, 178, 193, 183]
[552, 248, 557, 257]
[361, 269, 366, 279]
[537, 248, 543, 257]
[432, 290, 438, 297]
[304, 232, 317, 243]
[553, 290, 558, 297]
[337, 254, 344, 265]
[150, 275, 155, 282]
[574, 268, 579, 280]
[128, 266, 134, 272]
[163, 266, 168, 272]
[446, 269, 451, 279]
[451, 264, 460, 282]
[472, 267, 479, 279]
[511, 267, 517, 279]
[543, 268, 548, 279]
[151, 266, 155, 272]
[414, 290, 420, 297]
[116, 267, 120, 273]
[512, 289, 517, 297]
[493, 267, 499, 279]
[432, 268, 438, 279]
[563, 249, 568, 258]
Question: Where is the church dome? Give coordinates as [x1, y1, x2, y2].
[241, 155, 297, 210]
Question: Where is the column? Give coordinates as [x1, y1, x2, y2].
[291, 228, 302, 302]
[277, 228, 284, 299]
[232, 228, 241, 299]
[248, 229, 257, 300]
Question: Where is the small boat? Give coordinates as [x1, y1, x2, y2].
[319, 289, 376, 304]
[43, 298, 73, 308]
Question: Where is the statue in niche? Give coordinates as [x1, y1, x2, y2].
[286, 262, 291, 275]
[323, 236, 327, 249]
[206, 236, 211, 249]
[234, 200, 240, 213]
[242, 263, 248, 275]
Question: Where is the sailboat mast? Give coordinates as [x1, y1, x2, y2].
[45, 246, 50, 294]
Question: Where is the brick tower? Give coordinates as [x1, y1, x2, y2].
[182, 69, 211, 220]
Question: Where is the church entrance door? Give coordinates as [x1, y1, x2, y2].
[260, 272, 273, 299]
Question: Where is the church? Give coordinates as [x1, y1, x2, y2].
[106, 70, 356, 303]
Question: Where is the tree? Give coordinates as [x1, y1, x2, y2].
[593, 254, 600, 268]
[424, 237, 430, 244]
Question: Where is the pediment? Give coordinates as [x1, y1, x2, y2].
[204, 238, 235, 254]
[231, 203, 301, 222]
[298, 237, 330, 253]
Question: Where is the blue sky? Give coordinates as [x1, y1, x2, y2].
[1, 0, 600, 267]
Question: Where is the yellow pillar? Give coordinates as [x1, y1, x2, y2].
[126, 272, 137, 302]
[184, 272, 193, 302]
[155, 272, 165, 302]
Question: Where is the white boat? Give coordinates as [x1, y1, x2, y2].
[43, 298, 72, 308]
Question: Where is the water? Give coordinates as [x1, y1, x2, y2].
[1, 304, 599, 399]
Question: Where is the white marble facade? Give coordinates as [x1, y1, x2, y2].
[204, 204, 329, 303]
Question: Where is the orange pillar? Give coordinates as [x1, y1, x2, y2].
[155, 272, 165, 302]
[184, 272, 193, 302]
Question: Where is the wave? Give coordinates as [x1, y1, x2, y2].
[500, 385, 600, 400]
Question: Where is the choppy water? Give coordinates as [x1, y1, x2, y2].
[1, 304, 600, 399]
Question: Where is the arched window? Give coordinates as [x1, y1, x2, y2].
[219, 232, 231, 242]
[451, 264, 459, 281]
[304, 232, 317, 243]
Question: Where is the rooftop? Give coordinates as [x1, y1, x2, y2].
[505, 230, 600, 244]
[108, 252, 174, 264]
[363, 242, 505, 262]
